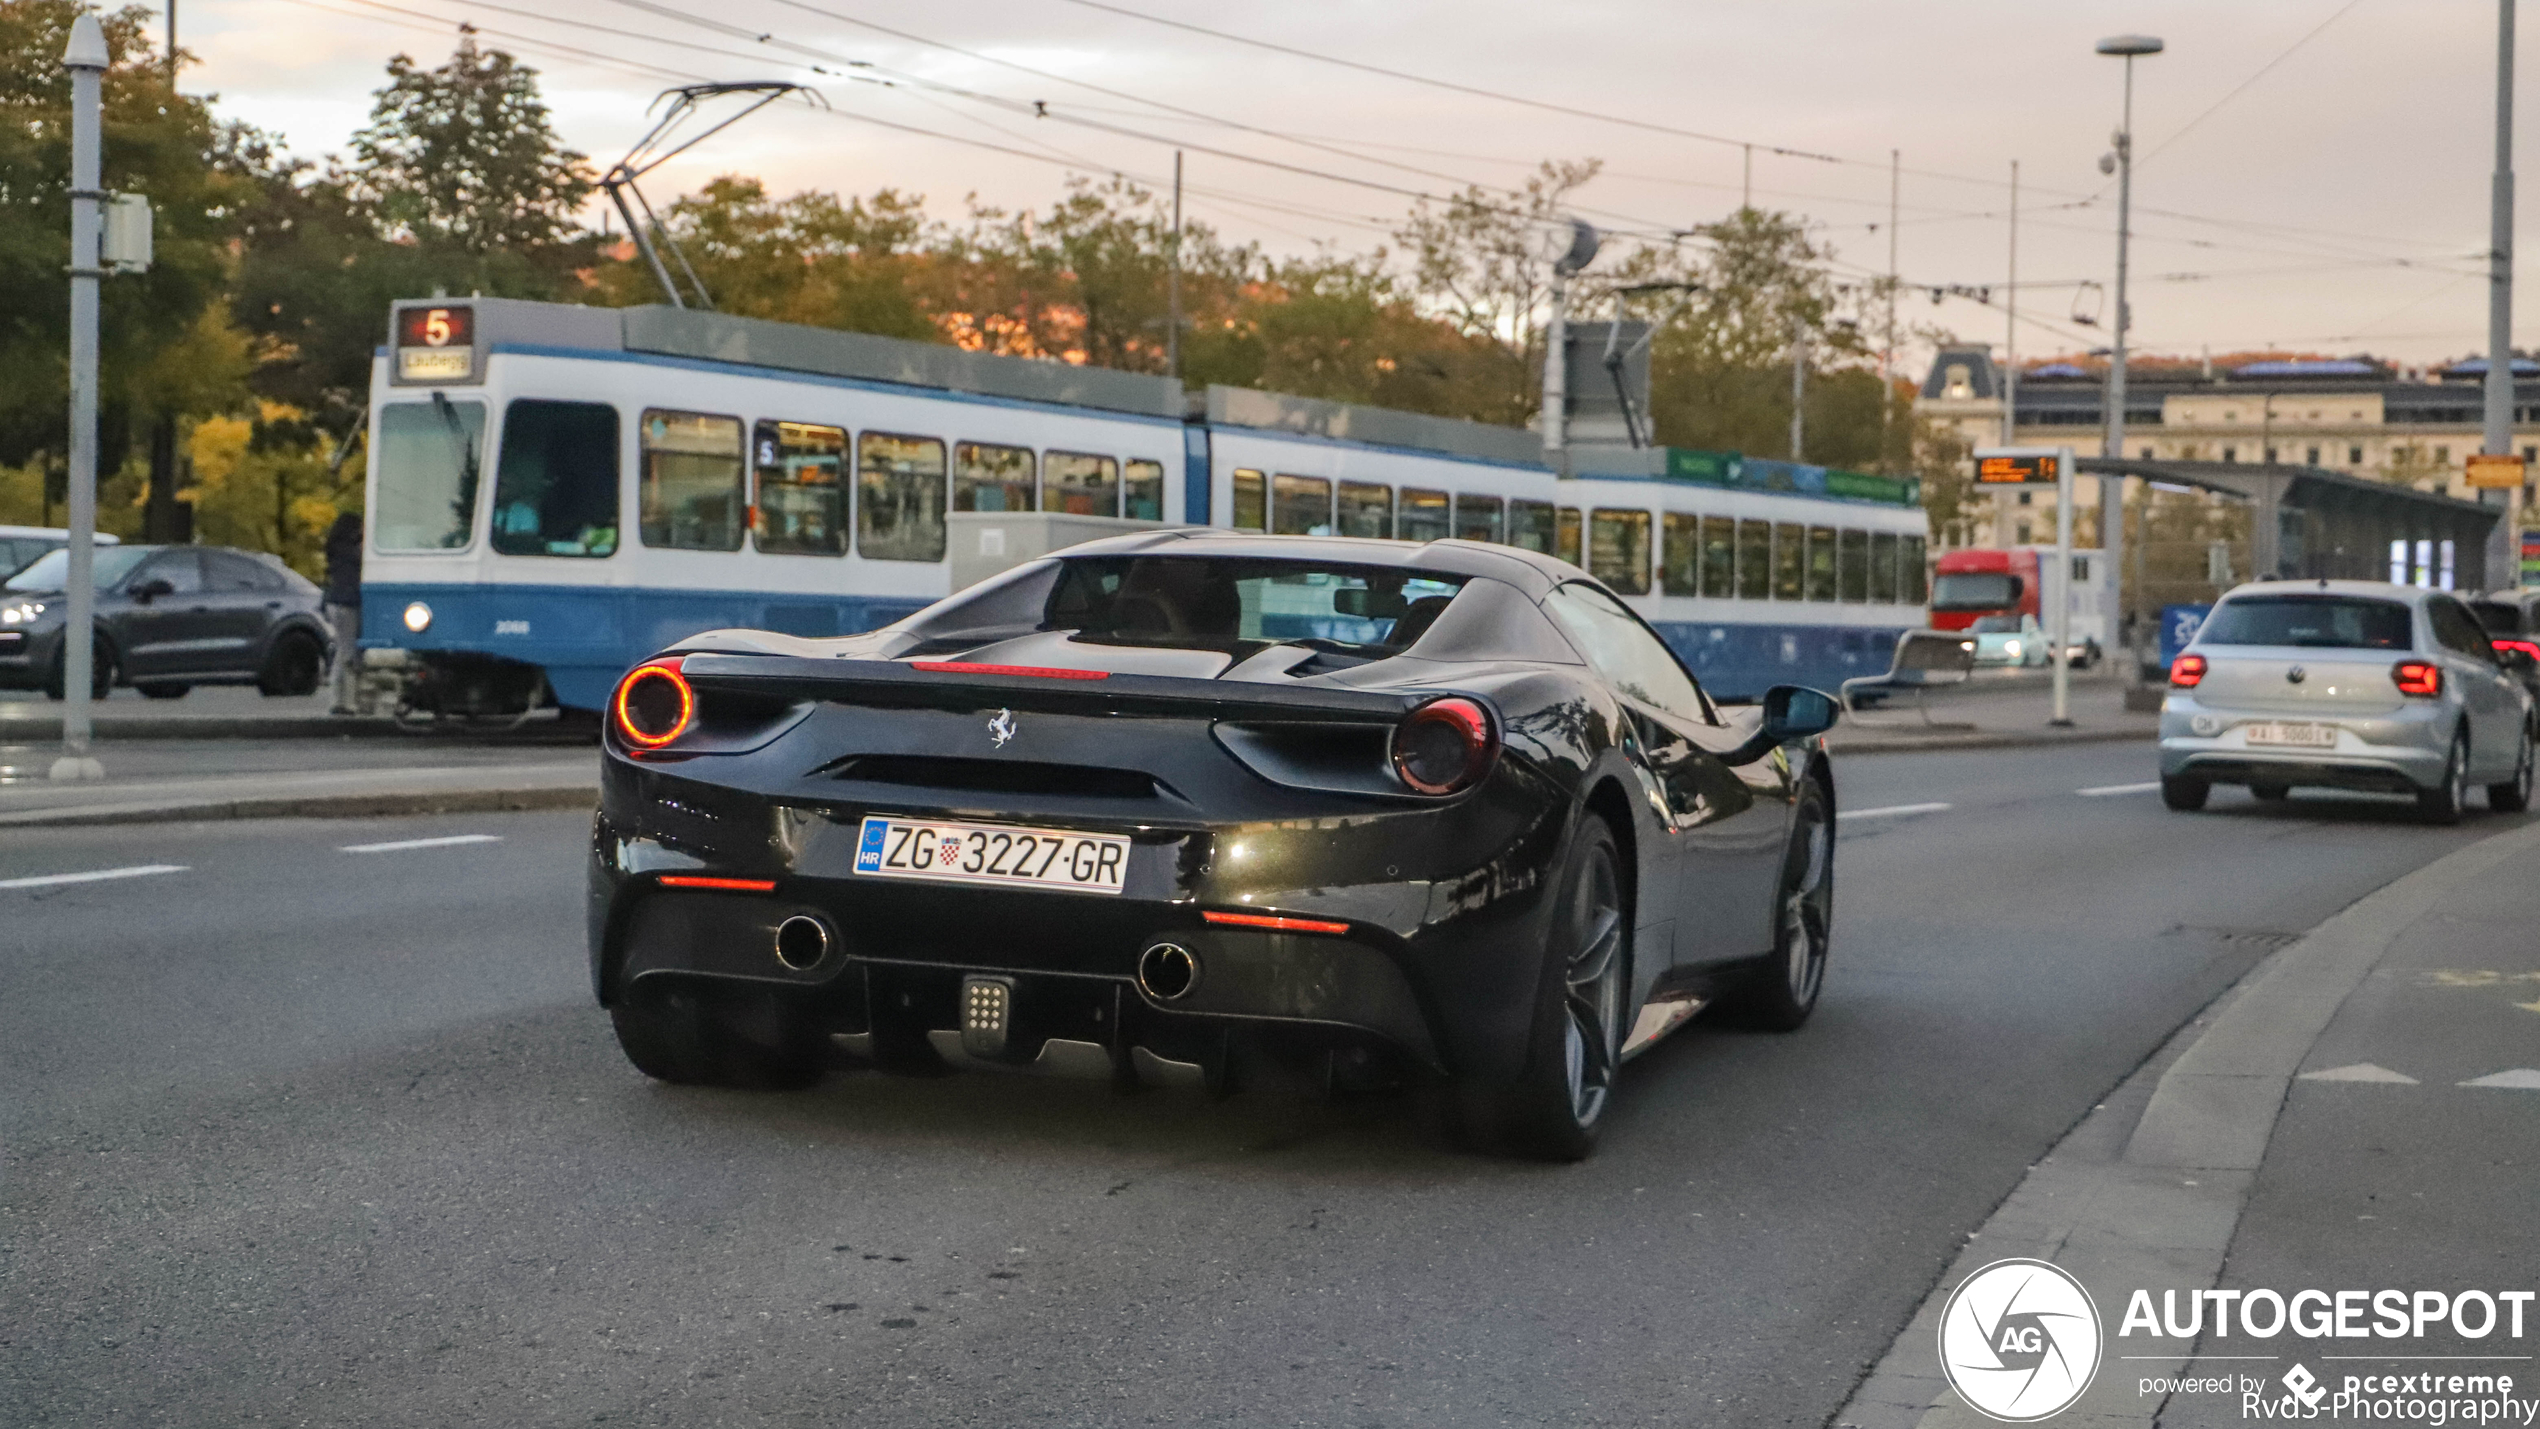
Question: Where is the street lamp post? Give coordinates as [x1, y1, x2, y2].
[2098, 33, 2161, 681]
[54, 14, 109, 783]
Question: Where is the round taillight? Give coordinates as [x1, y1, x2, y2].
[613, 657, 693, 747]
[1392, 696, 1497, 796]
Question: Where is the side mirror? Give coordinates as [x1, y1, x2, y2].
[1721, 684, 1840, 766]
[130, 577, 174, 603]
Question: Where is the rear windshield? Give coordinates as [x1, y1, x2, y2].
[2469, 600, 2526, 636]
[1045, 557, 1467, 655]
[2196, 595, 2414, 650]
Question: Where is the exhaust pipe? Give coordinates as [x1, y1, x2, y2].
[1137, 942, 1199, 1001]
[774, 915, 833, 972]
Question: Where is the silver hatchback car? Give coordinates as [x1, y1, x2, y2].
[2159, 580, 2536, 822]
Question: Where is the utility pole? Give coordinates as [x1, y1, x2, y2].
[1166, 150, 1184, 385]
[2098, 33, 2162, 674]
[55, 14, 108, 782]
[2487, 0, 2519, 588]
[1742, 144, 1752, 211]
[1883, 150, 1899, 469]
[166, 0, 177, 83]
[2004, 161, 2019, 449]
[1790, 321, 1809, 463]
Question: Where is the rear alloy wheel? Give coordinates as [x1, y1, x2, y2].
[2418, 731, 2469, 826]
[1721, 778, 1832, 1031]
[2160, 775, 2210, 812]
[2488, 723, 2534, 814]
[257, 630, 325, 697]
[135, 682, 190, 700]
[1458, 818, 1628, 1161]
[610, 982, 822, 1090]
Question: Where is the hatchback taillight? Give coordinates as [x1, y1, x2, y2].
[2169, 654, 2207, 688]
[2494, 638, 2540, 661]
[1391, 697, 1498, 795]
[613, 656, 694, 746]
[2392, 660, 2443, 698]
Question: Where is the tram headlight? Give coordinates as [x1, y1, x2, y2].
[402, 601, 433, 633]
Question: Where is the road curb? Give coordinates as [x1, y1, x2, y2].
[1832, 727, 2155, 756]
[0, 784, 597, 829]
[1832, 814, 2540, 1429]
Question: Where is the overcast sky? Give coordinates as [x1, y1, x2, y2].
[186, 0, 2532, 372]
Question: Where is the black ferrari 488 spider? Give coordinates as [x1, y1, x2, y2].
[589, 530, 1840, 1159]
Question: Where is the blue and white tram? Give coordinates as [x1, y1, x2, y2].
[362, 296, 1928, 714]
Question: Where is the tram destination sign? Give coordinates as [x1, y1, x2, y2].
[393, 302, 479, 384]
[1972, 446, 2065, 486]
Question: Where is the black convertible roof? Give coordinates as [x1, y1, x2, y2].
[1042, 529, 1576, 599]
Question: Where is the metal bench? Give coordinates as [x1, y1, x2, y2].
[1838, 629, 1978, 728]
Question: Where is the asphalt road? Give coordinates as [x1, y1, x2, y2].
[1, 745, 2523, 1428]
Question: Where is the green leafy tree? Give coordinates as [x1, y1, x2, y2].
[347, 35, 593, 259]
[0, 0, 251, 470]
[587, 174, 939, 340]
[1391, 159, 1602, 426]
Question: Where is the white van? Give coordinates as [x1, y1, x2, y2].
[0, 526, 120, 579]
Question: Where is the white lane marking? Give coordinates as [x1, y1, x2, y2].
[1846, 802, 1952, 819]
[2077, 781, 2162, 797]
[2459, 1068, 2540, 1090]
[2299, 1063, 2418, 1084]
[340, 834, 504, 854]
[0, 864, 188, 890]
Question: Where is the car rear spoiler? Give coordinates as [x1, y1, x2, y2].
[676, 653, 1436, 725]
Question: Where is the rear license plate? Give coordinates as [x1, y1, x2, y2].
[2243, 721, 2337, 749]
[852, 816, 1130, 895]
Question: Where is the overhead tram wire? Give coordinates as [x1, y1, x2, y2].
[271, 0, 720, 85]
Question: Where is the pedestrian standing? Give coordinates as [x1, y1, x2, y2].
[323, 512, 364, 715]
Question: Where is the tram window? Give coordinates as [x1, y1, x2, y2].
[1124, 460, 1166, 521]
[1398, 488, 1450, 542]
[638, 409, 742, 552]
[1337, 481, 1393, 538]
[492, 399, 619, 558]
[1772, 523, 1806, 600]
[1046, 452, 1120, 517]
[1454, 494, 1504, 544]
[1806, 526, 1839, 602]
[1870, 531, 1900, 603]
[1231, 469, 1266, 530]
[1736, 520, 1772, 600]
[754, 420, 847, 556]
[1659, 512, 1701, 597]
[954, 442, 1035, 514]
[1556, 507, 1582, 567]
[1510, 500, 1557, 554]
[375, 399, 485, 552]
[857, 431, 948, 563]
[1700, 516, 1736, 600]
[1901, 535, 1930, 603]
[1271, 474, 1333, 535]
[1839, 530, 1871, 602]
[1588, 509, 1652, 595]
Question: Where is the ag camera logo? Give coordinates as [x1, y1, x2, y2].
[1938, 1258, 2104, 1422]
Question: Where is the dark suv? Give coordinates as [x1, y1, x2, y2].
[0, 544, 333, 700]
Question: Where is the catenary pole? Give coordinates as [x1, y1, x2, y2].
[2487, 0, 2519, 587]
[1884, 149, 1899, 468]
[1167, 150, 1183, 384]
[56, 14, 108, 782]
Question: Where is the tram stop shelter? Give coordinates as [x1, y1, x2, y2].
[2078, 457, 2503, 589]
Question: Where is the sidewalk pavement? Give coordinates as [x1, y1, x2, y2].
[1826, 668, 2161, 755]
[0, 685, 581, 741]
[0, 742, 598, 828]
[1836, 811, 2540, 1429]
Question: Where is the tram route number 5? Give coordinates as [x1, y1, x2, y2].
[397, 303, 476, 381]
